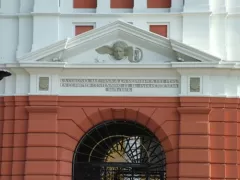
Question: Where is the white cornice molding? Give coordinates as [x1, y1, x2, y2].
[17, 20, 221, 65]
[170, 39, 221, 62]
[181, 11, 212, 16]
[67, 21, 171, 50]
[59, 13, 182, 17]
[17, 39, 69, 62]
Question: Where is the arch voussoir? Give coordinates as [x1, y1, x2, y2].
[125, 107, 139, 121]
[98, 107, 113, 121]
[83, 107, 103, 125]
[136, 107, 156, 126]
[111, 107, 126, 119]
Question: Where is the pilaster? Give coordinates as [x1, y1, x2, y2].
[25, 98, 59, 180]
[96, 0, 111, 13]
[178, 97, 211, 179]
[133, 0, 147, 13]
[170, 0, 183, 12]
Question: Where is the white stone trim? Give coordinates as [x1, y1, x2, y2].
[36, 75, 52, 94]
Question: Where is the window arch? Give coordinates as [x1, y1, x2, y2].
[147, 0, 171, 8]
[72, 120, 166, 180]
[73, 0, 97, 8]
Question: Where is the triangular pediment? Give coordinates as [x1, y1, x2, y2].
[17, 20, 221, 66]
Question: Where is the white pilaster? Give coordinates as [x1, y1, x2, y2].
[210, 14, 226, 59]
[184, 0, 210, 12]
[182, 13, 210, 52]
[51, 74, 59, 95]
[97, 0, 111, 13]
[29, 74, 37, 94]
[0, 0, 20, 13]
[226, 0, 240, 13]
[4, 74, 16, 95]
[17, 16, 33, 57]
[133, 0, 147, 13]
[211, 0, 226, 13]
[226, 15, 240, 61]
[13, 69, 29, 95]
[20, 0, 34, 13]
[34, 0, 59, 13]
[170, 0, 183, 12]
[32, 15, 59, 51]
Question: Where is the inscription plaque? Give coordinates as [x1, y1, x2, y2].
[60, 78, 179, 92]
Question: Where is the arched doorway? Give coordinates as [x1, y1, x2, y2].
[72, 120, 166, 180]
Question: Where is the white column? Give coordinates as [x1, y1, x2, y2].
[29, 74, 37, 94]
[31, 15, 59, 51]
[34, 0, 59, 13]
[182, 13, 210, 52]
[209, 14, 226, 59]
[97, 0, 111, 13]
[4, 73, 16, 95]
[13, 69, 29, 95]
[184, 0, 210, 12]
[170, 0, 183, 12]
[20, 0, 34, 13]
[211, 0, 226, 13]
[0, 0, 20, 13]
[133, 0, 147, 13]
[226, 15, 240, 61]
[226, 0, 240, 13]
[17, 16, 33, 57]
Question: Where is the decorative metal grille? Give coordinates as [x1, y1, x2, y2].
[73, 120, 166, 180]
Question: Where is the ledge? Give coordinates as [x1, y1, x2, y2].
[177, 107, 211, 114]
[26, 106, 59, 113]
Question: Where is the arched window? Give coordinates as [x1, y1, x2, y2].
[72, 120, 166, 180]
[147, 0, 171, 8]
[111, 0, 134, 8]
[149, 25, 168, 37]
[73, 0, 97, 8]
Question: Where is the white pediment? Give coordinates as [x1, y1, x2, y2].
[17, 20, 221, 66]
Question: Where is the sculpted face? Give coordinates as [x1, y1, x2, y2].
[113, 46, 125, 60]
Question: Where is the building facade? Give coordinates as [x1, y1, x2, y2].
[0, 0, 240, 179]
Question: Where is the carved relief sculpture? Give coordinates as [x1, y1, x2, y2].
[39, 77, 49, 91]
[95, 41, 143, 63]
[189, 77, 201, 92]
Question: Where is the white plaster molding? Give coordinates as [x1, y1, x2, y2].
[16, 20, 222, 66]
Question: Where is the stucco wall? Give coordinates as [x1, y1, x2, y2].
[0, 96, 239, 179]
[1, 0, 240, 63]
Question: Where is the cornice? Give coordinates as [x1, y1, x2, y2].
[17, 39, 69, 62]
[26, 106, 59, 113]
[170, 39, 221, 63]
[177, 107, 211, 114]
[59, 13, 182, 17]
[181, 11, 212, 16]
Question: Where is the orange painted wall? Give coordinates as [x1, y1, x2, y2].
[147, 0, 171, 8]
[73, 0, 97, 8]
[111, 0, 134, 8]
[0, 96, 240, 180]
[75, 26, 94, 36]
